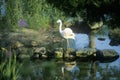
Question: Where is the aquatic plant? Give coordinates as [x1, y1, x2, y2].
[0, 54, 21, 80]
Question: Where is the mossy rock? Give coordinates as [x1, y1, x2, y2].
[109, 28, 120, 46]
[95, 49, 119, 63]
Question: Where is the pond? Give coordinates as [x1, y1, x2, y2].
[19, 25, 120, 80]
[71, 25, 120, 80]
[54, 25, 120, 80]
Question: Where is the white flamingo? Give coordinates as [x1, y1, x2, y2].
[57, 19, 75, 49]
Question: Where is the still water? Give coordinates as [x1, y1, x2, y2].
[57, 25, 120, 80]
[68, 25, 120, 80]
[22, 26, 120, 80]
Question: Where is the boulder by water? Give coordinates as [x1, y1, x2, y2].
[108, 28, 120, 46]
[31, 48, 119, 63]
[0, 29, 119, 63]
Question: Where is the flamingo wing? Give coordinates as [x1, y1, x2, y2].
[61, 28, 75, 39]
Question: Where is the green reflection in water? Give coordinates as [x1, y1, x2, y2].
[19, 60, 120, 80]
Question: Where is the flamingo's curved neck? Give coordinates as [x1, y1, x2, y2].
[59, 21, 62, 33]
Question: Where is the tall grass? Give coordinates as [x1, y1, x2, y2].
[4, 0, 66, 30]
[0, 55, 21, 80]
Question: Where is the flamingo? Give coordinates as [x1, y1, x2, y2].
[57, 19, 75, 49]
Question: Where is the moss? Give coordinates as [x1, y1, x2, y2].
[109, 28, 120, 46]
[109, 28, 120, 39]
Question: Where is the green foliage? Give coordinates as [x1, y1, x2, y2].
[47, 0, 120, 28]
[0, 55, 21, 80]
[0, 0, 66, 30]
[1, 0, 120, 30]
[19, 60, 62, 80]
[4, 0, 23, 30]
[41, 61, 57, 80]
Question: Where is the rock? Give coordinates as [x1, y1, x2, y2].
[31, 53, 41, 60]
[97, 37, 106, 41]
[95, 49, 119, 63]
[18, 54, 31, 59]
[109, 40, 120, 46]
[33, 47, 46, 54]
[31, 47, 48, 60]
[63, 48, 76, 61]
[88, 21, 103, 30]
[31, 40, 38, 47]
[23, 47, 119, 63]
[108, 28, 120, 46]
[60, 48, 119, 63]
[76, 48, 96, 57]
[54, 48, 63, 58]
[12, 41, 24, 49]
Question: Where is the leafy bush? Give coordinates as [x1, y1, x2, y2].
[1, 0, 66, 30]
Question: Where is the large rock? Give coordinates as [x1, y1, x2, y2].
[108, 28, 120, 46]
[95, 49, 119, 63]
[76, 49, 119, 63]
[88, 21, 103, 30]
[31, 48, 119, 63]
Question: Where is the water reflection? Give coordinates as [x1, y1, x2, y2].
[61, 61, 80, 80]
[86, 61, 102, 80]
[60, 61, 105, 80]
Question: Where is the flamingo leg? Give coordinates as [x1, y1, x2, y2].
[66, 39, 68, 50]
[67, 39, 70, 50]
